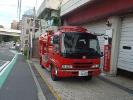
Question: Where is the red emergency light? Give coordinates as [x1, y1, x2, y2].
[59, 26, 87, 33]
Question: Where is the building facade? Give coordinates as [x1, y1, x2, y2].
[31, 0, 62, 58]
[21, 14, 33, 52]
[11, 20, 18, 29]
[61, 0, 133, 75]
[11, 20, 21, 30]
[36, 0, 61, 38]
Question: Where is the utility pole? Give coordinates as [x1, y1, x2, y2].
[58, 0, 63, 27]
[19, 0, 22, 22]
[17, 0, 22, 22]
[0, 35, 2, 43]
[30, 7, 36, 59]
[33, 7, 36, 39]
[30, 0, 39, 59]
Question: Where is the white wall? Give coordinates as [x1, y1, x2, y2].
[61, 0, 91, 16]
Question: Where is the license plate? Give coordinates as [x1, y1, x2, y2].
[78, 70, 88, 76]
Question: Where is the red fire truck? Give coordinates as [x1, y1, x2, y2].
[39, 26, 102, 81]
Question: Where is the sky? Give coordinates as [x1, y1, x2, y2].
[0, 0, 43, 28]
[0, 0, 69, 28]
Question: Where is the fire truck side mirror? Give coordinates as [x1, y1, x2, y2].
[104, 36, 108, 40]
[53, 36, 59, 44]
[50, 37, 54, 44]
[100, 52, 103, 57]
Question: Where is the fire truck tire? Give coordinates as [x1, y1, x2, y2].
[51, 66, 59, 81]
[83, 75, 92, 81]
[41, 65, 45, 69]
[40, 57, 42, 65]
[40, 57, 45, 69]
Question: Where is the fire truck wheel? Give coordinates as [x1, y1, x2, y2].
[51, 66, 59, 81]
[83, 75, 92, 81]
[40, 57, 42, 65]
[40, 57, 45, 69]
[41, 65, 45, 69]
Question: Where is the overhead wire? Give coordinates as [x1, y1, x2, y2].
[19, 0, 22, 22]
[17, 0, 22, 22]
[17, 0, 20, 18]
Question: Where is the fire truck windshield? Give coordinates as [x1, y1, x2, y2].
[61, 32, 101, 58]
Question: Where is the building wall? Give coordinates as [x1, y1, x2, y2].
[61, 0, 133, 25]
[61, 0, 91, 16]
[21, 16, 33, 51]
[32, 38, 39, 58]
[37, 0, 60, 18]
[11, 20, 18, 30]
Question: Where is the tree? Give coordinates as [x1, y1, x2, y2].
[2, 35, 19, 42]
[0, 25, 4, 28]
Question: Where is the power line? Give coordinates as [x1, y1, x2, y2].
[19, 0, 22, 22]
[17, 0, 22, 22]
[35, 0, 38, 7]
[17, 0, 20, 18]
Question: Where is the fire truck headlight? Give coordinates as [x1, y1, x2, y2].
[92, 64, 99, 68]
[62, 65, 73, 69]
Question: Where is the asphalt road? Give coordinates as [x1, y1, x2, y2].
[0, 47, 38, 100]
[0, 47, 14, 73]
[0, 47, 15, 61]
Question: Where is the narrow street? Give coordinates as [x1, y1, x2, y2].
[1, 0, 133, 100]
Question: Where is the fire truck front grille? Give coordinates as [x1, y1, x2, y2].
[73, 63, 92, 69]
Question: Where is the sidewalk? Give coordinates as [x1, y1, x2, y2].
[0, 54, 38, 100]
[100, 73, 133, 92]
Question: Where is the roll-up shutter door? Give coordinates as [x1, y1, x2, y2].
[117, 16, 133, 72]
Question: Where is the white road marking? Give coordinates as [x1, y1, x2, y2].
[0, 54, 17, 76]
[0, 60, 8, 62]
[0, 61, 10, 72]
[0, 61, 10, 76]
[9, 50, 17, 54]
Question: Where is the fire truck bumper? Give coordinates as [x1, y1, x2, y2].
[57, 68, 101, 78]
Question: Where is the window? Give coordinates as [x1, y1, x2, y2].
[25, 40, 28, 44]
[27, 19, 30, 24]
[26, 29, 29, 34]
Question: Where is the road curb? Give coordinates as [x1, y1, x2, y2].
[33, 63, 61, 100]
[0, 53, 18, 88]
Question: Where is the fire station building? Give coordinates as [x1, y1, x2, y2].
[61, 0, 133, 75]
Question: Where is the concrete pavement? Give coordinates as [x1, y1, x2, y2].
[100, 73, 133, 93]
[32, 58, 133, 100]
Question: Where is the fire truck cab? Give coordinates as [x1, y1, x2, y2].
[39, 26, 102, 81]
